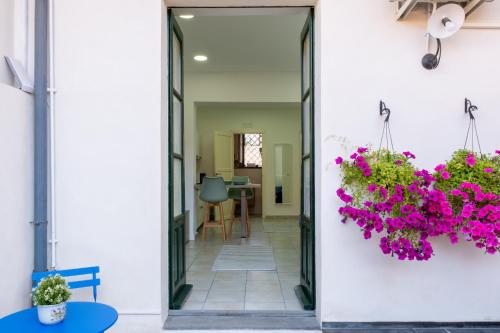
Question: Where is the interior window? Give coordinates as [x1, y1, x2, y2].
[234, 133, 262, 168]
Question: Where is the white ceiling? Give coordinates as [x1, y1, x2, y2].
[175, 9, 308, 72]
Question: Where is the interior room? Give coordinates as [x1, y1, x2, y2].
[175, 8, 309, 311]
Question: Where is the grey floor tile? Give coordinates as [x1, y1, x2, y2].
[206, 290, 245, 302]
[184, 290, 208, 303]
[244, 301, 286, 311]
[211, 279, 246, 291]
[245, 290, 284, 302]
[203, 301, 244, 311]
[215, 271, 247, 281]
[247, 271, 279, 281]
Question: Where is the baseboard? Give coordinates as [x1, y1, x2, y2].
[322, 321, 500, 330]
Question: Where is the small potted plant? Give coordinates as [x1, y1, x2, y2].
[32, 275, 71, 325]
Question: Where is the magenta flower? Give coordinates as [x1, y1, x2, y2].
[441, 171, 450, 180]
[434, 164, 446, 172]
[379, 187, 388, 199]
[335, 157, 343, 165]
[367, 184, 377, 192]
[350, 153, 358, 159]
[496, 150, 500, 155]
[395, 160, 402, 166]
[465, 153, 476, 167]
[403, 151, 416, 159]
[461, 204, 475, 219]
[357, 147, 368, 154]
[483, 167, 493, 173]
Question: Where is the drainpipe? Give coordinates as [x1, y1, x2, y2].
[48, 0, 57, 270]
[34, 0, 49, 273]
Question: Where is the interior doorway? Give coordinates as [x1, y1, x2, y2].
[167, 7, 315, 313]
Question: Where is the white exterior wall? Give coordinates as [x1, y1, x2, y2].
[318, 0, 500, 322]
[2, 0, 498, 327]
[0, 84, 33, 317]
[52, 0, 165, 317]
[0, 0, 34, 318]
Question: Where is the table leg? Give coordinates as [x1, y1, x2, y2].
[240, 189, 248, 238]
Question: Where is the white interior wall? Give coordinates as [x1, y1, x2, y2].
[196, 104, 301, 218]
[318, 0, 500, 322]
[184, 71, 301, 238]
[53, 0, 164, 316]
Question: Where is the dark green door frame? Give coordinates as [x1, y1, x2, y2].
[295, 8, 316, 311]
[168, 9, 192, 310]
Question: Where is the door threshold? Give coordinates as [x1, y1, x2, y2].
[169, 309, 315, 317]
[165, 310, 319, 330]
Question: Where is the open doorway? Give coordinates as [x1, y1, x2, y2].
[167, 7, 315, 313]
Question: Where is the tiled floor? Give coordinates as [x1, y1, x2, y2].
[183, 217, 304, 312]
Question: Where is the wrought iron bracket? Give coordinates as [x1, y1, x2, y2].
[379, 100, 391, 123]
[378, 101, 395, 152]
[465, 98, 478, 120]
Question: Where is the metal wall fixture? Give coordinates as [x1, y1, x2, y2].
[391, 0, 496, 70]
[391, 0, 494, 21]
[378, 101, 395, 152]
[463, 98, 482, 153]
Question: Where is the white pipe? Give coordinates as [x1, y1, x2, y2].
[48, 0, 57, 269]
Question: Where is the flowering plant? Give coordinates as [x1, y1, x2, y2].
[336, 147, 500, 261]
[434, 150, 499, 254]
[32, 275, 71, 306]
[336, 148, 417, 206]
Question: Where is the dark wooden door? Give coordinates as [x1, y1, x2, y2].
[168, 10, 192, 310]
[295, 9, 315, 311]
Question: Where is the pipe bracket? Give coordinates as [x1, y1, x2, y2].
[31, 219, 48, 225]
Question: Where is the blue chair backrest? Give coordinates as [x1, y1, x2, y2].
[32, 266, 100, 302]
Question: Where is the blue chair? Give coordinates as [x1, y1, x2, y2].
[200, 176, 228, 240]
[32, 266, 101, 302]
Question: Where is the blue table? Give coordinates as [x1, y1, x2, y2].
[0, 302, 118, 332]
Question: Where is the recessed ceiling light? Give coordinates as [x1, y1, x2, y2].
[194, 55, 208, 62]
[179, 14, 194, 20]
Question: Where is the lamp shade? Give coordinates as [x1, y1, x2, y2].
[428, 3, 465, 39]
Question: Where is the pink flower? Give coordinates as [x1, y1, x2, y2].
[379, 187, 388, 199]
[461, 204, 475, 219]
[367, 184, 377, 192]
[395, 160, 402, 166]
[335, 157, 343, 165]
[483, 167, 493, 173]
[441, 171, 450, 180]
[496, 150, 500, 155]
[465, 153, 476, 167]
[434, 164, 446, 172]
[357, 147, 368, 154]
[403, 151, 416, 159]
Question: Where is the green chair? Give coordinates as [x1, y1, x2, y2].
[228, 176, 254, 237]
[200, 176, 228, 240]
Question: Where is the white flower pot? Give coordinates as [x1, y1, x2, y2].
[37, 302, 67, 325]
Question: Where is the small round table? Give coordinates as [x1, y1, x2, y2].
[0, 302, 118, 332]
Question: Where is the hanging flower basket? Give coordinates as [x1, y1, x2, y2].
[335, 147, 499, 261]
